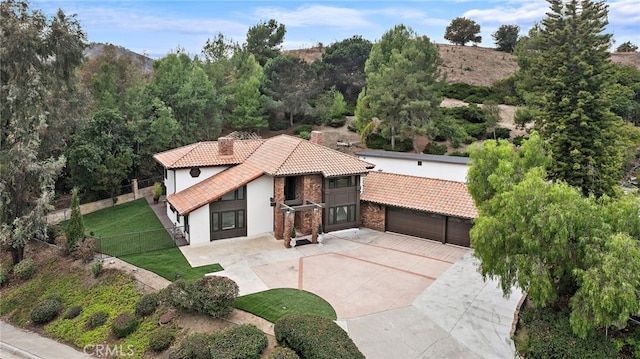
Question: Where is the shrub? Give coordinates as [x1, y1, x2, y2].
[292, 124, 313, 136]
[64, 305, 82, 319]
[274, 313, 365, 359]
[86, 311, 108, 330]
[72, 237, 96, 263]
[149, 326, 175, 352]
[0, 267, 8, 287]
[514, 106, 541, 128]
[135, 292, 159, 317]
[449, 151, 470, 157]
[512, 135, 528, 147]
[91, 259, 102, 278]
[423, 142, 448, 155]
[267, 347, 300, 359]
[487, 127, 511, 140]
[30, 296, 62, 324]
[326, 116, 346, 128]
[163, 276, 239, 318]
[365, 132, 413, 152]
[442, 104, 486, 123]
[170, 332, 215, 359]
[461, 122, 487, 139]
[209, 324, 268, 359]
[298, 131, 310, 140]
[66, 187, 85, 253]
[14, 258, 35, 280]
[111, 312, 138, 338]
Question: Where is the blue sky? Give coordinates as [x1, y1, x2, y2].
[33, 0, 639, 59]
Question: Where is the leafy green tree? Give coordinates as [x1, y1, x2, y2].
[315, 88, 348, 127]
[263, 55, 317, 127]
[245, 19, 286, 66]
[522, 0, 626, 197]
[65, 188, 85, 253]
[149, 53, 225, 143]
[228, 53, 268, 131]
[616, 41, 638, 53]
[319, 36, 372, 104]
[359, 24, 444, 150]
[202, 32, 239, 62]
[68, 109, 135, 201]
[0, 0, 84, 264]
[608, 64, 640, 125]
[468, 135, 640, 337]
[492, 24, 520, 52]
[444, 17, 482, 46]
[482, 101, 501, 140]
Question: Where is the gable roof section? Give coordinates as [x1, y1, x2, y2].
[153, 140, 263, 169]
[361, 171, 478, 219]
[166, 135, 374, 214]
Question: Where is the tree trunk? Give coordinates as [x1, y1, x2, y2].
[391, 126, 396, 150]
[289, 112, 294, 128]
[10, 246, 24, 265]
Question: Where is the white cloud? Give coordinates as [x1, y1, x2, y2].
[463, 0, 548, 23]
[252, 5, 373, 28]
[609, 0, 640, 25]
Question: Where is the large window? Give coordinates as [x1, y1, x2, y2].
[220, 187, 244, 201]
[328, 205, 356, 225]
[210, 186, 247, 241]
[328, 176, 355, 189]
[211, 210, 245, 232]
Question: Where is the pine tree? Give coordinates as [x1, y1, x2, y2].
[65, 188, 85, 253]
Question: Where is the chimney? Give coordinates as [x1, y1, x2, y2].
[218, 137, 234, 156]
[310, 131, 323, 146]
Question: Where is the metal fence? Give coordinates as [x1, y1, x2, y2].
[94, 226, 184, 258]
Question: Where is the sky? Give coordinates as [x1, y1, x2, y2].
[33, 0, 640, 59]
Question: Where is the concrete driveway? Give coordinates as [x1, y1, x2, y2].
[180, 228, 523, 359]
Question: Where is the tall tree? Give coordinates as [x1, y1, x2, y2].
[359, 24, 444, 150]
[0, 0, 84, 264]
[492, 24, 520, 52]
[319, 36, 373, 104]
[263, 55, 317, 127]
[615, 41, 638, 53]
[228, 53, 268, 131]
[444, 17, 482, 46]
[65, 187, 85, 253]
[468, 135, 640, 337]
[522, 0, 626, 197]
[245, 19, 286, 66]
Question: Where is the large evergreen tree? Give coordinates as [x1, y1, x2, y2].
[523, 0, 625, 197]
[0, 1, 84, 263]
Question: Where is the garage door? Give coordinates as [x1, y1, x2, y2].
[446, 217, 473, 247]
[386, 207, 444, 242]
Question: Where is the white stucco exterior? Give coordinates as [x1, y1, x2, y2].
[246, 175, 274, 236]
[358, 152, 469, 182]
[187, 205, 210, 246]
[173, 166, 229, 193]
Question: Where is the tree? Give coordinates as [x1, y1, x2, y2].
[444, 17, 482, 46]
[202, 32, 239, 62]
[0, 1, 84, 264]
[229, 53, 268, 131]
[319, 36, 373, 104]
[468, 135, 640, 337]
[314, 88, 348, 127]
[263, 55, 317, 127]
[482, 101, 501, 140]
[65, 188, 85, 253]
[521, 0, 627, 197]
[492, 24, 520, 52]
[245, 19, 286, 66]
[359, 24, 444, 150]
[616, 41, 638, 53]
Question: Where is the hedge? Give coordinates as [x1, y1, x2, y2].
[162, 276, 239, 318]
[274, 313, 365, 359]
[30, 296, 62, 324]
[169, 324, 267, 359]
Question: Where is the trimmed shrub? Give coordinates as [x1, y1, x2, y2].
[14, 258, 35, 280]
[274, 313, 365, 359]
[149, 326, 175, 352]
[64, 305, 82, 319]
[30, 296, 62, 324]
[91, 259, 102, 278]
[209, 324, 268, 359]
[86, 311, 108, 330]
[267, 347, 300, 359]
[292, 124, 313, 136]
[169, 332, 215, 359]
[163, 276, 239, 318]
[111, 312, 138, 338]
[135, 292, 159, 317]
[0, 267, 8, 287]
[423, 142, 448, 155]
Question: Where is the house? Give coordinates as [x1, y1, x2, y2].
[356, 150, 470, 182]
[153, 132, 375, 247]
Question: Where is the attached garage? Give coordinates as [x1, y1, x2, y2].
[361, 171, 478, 248]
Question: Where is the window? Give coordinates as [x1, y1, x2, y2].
[211, 210, 245, 232]
[221, 211, 236, 230]
[418, 161, 422, 166]
[329, 176, 353, 189]
[220, 187, 244, 201]
[189, 167, 201, 178]
[328, 205, 356, 225]
[184, 215, 189, 234]
[284, 176, 296, 200]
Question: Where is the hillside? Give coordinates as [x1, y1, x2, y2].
[84, 42, 154, 73]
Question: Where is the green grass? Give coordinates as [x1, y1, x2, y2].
[120, 248, 223, 281]
[81, 198, 166, 237]
[234, 288, 336, 323]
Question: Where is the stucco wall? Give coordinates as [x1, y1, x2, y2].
[358, 156, 469, 182]
[247, 175, 274, 236]
[188, 205, 210, 246]
[166, 169, 176, 195]
[174, 166, 228, 193]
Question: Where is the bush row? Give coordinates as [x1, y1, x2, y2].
[169, 324, 267, 359]
[442, 81, 521, 105]
[274, 313, 365, 359]
[365, 132, 414, 152]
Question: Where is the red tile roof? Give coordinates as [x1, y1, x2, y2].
[164, 134, 374, 214]
[153, 140, 263, 169]
[361, 171, 478, 219]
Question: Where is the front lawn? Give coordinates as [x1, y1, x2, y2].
[234, 288, 337, 323]
[120, 248, 223, 281]
[81, 198, 165, 237]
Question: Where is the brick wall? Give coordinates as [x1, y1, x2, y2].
[298, 174, 323, 235]
[361, 201, 385, 232]
[273, 177, 285, 239]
